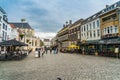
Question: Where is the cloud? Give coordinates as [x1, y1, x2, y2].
[0, 0, 120, 39]
[35, 32, 56, 40]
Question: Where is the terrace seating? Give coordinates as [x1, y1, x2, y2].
[0, 50, 29, 61]
[0, 39, 28, 61]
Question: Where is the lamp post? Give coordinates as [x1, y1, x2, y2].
[21, 19, 26, 43]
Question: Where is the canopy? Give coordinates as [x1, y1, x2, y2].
[0, 39, 28, 46]
[68, 44, 80, 49]
[99, 38, 120, 45]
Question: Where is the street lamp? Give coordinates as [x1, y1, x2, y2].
[21, 19, 26, 43]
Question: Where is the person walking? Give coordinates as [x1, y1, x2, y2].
[44, 46, 48, 54]
[53, 46, 56, 54]
[41, 47, 45, 56]
[71, 48, 74, 54]
[56, 47, 58, 54]
[35, 48, 40, 58]
[38, 48, 41, 58]
[50, 47, 52, 54]
[55, 45, 58, 54]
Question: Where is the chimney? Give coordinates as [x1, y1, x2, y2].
[69, 20, 72, 25]
[21, 18, 26, 23]
[66, 21, 68, 26]
[63, 24, 65, 28]
[106, 5, 109, 8]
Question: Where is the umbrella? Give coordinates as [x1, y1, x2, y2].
[68, 44, 80, 49]
[0, 39, 28, 46]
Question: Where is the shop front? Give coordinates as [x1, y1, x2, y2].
[98, 38, 120, 58]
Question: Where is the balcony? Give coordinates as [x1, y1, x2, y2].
[101, 33, 119, 39]
[58, 35, 69, 41]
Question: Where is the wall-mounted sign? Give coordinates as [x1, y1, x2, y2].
[115, 48, 119, 53]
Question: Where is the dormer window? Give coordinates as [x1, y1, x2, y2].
[114, 3, 117, 8]
[3, 15, 8, 22]
[102, 10, 104, 13]
[111, 5, 115, 9]
[0, 16, 2, 22]
[117, 1, 120, 6]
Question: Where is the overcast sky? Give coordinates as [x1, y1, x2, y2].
[0, 0, 119, 39]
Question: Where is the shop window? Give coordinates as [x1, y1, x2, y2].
[104, 28, 106, 35]
[93, 22, 95, 29]
[87, 25, 88, 30]
[97, 20, 99, 27]
[87, 32, 89, 38]
[82, 27, 83, 32]
[107, 27, 110, 34]
[84, 26, 86, 31]
[97, 30, 100, 37]
[90, 31, 92, 38]
[110, 26, 113, 33]
[115, 26, 118, 33]
[89, 23, 91, 30]
[93, 31, 96, 37]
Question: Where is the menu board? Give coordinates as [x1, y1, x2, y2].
[115, 48, 119, 53]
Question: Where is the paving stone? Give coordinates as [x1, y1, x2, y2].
[0, 52, 120, 80]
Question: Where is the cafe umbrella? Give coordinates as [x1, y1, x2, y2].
[0, 39, 28, 60]
[0, 39, 28, 46]
[0, 39, 28, 52]
[68, 44, 80, 49]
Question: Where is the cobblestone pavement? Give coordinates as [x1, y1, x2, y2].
[0, 52, 120, 80]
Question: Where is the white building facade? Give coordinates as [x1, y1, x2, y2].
[0, 7, 9, 42]
[51, 36, 57, 46]
[8, 24, 19, 40]
[81, 18, 101, 41]
[43, 39, 51, 47]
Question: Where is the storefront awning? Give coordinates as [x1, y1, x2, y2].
[86, 40, 100, 45]
[0, 39, 28, 46]
[100, 38, 120, 45]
